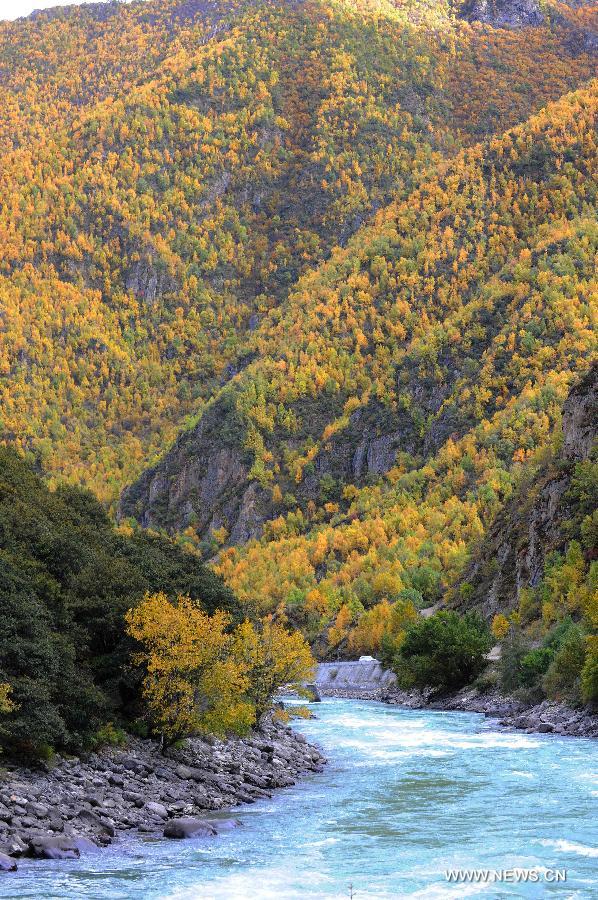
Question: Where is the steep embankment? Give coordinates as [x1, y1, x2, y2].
[452, 362, 597, 620]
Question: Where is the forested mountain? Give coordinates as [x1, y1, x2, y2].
[0, 0, 596, 673]
[0, 0, 596, 502]
[123, 82, 597, 649]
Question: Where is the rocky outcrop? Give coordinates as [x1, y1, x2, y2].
[119, 393, 270, 543]
[460, 0, 598, 51]
[120, 389, 439, 544]
[562, 364, 598, 461]
[0, 717, 325, 868]
[453, 364, 597, 620]
[460, 0, 545, 27]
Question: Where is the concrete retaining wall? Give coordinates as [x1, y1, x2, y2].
[316, 659, 397, 692]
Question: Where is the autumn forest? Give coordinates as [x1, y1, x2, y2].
[0, 0, 596, 755]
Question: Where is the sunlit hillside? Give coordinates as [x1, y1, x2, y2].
[0, 0, 595, 502]
[122, 82, 597, 654]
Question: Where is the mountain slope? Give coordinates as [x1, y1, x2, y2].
[0, 0, 596, 502]
[121, 81, 597, 648]
[0, 446, 239, 754]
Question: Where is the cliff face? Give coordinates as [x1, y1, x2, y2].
[460, 0, 545, 28]
[118, 375, 466, 543]
[453, 364, 597, 620]
[119, 400, 412, 542]
[119, 395, 269, 545]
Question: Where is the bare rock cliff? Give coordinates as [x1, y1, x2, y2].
[460, 0, 545, 27]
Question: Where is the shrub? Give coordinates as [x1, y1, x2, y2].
[394, 611, 492, 692]
[499, 627, 529, 693]
[94, 722, 128, 748]
[581, 636, 598, 703]
[519, 648, 554, 687]
[473, 669, 499, 694]
[396, 588, 425, 609]
[543, 625, 586, 703]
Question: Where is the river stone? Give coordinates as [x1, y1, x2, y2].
[0, 852, 17, 872]
[71, 835, 100, 853]
[205, 818, 242, 832]
[76, 808, 115, 836]
[163, 817, 218, 839]
[28, 835, 80, 860]
[305, 683, 322, 702]
[26, 802, 49, 819]
[145, 801, 168, 819]
[175, 764, 205, 781]
[3, 835, 27, 856]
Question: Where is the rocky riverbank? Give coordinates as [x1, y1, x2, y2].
[0, 716, 325, 872]
[319, 684, 598, 739]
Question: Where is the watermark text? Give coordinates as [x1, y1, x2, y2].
[445, 868, 567, 884]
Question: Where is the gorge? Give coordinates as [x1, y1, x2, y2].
[0, 0, 596, 894]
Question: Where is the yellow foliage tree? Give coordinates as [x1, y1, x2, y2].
[0, 683, 16, 715]
[125, 593, 254, 745]
[328, 603, 353, 648]
[348, 598, 418, 658]
[233, 616, 315, 720]
[491, 613, 510, 641]
[348, 600, 393, 656]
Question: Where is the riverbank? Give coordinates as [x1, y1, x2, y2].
[319, 684, 598, 739]
[0, 716, 325, 871]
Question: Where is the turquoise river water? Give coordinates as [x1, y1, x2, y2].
[1, 698, 597, 899]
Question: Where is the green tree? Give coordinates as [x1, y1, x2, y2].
[394, 611, 492, 692]
[543, 625, 586, 703]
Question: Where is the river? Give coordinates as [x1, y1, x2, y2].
[2, 698, 597, 899]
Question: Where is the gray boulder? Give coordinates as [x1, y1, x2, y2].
[76, 808, 115, 838]
[175, 764, 204, 781]
[145, 801, 168, 819]
[71, 835, 100, 853]
[163, 817, 218, 839]
[0, 852, 17, 872]
[28, 835, 80, 860]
